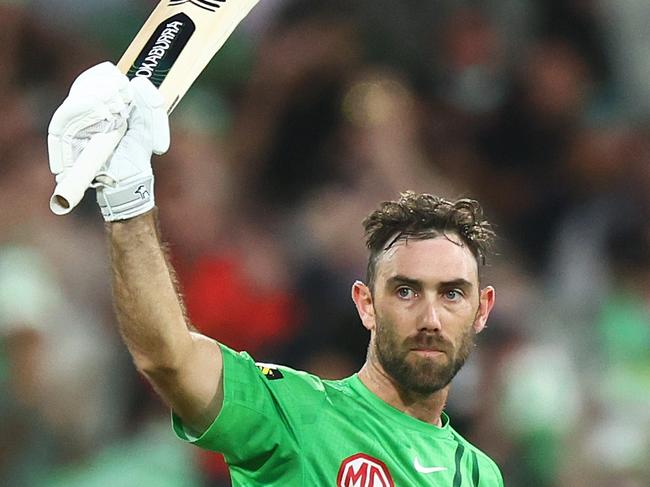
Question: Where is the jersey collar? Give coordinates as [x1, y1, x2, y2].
[348, 374, 453, 438]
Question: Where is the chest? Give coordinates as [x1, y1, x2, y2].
[297, 407, 481, 486]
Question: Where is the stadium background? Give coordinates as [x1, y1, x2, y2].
[1, 0, 649, 485]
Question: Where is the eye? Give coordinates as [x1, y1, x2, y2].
[396, 287, 417, 300]
[444, 289, 463, 301]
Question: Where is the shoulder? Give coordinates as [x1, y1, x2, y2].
[448, 426, 503, 481]
[220, 343, 353, 398]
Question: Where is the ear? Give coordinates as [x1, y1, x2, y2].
[351, 280, 376, 332]
[473, 285, 496, 333]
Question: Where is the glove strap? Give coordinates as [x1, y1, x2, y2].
[97, 176, 155, 221]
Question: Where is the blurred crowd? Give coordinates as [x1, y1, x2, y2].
[1, 0, 650, 485]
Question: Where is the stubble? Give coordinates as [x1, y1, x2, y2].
[373, 311, 476, 395]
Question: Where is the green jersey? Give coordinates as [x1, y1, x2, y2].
[173, 344, 504, 486]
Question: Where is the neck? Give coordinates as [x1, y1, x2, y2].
[357, 359, 448, 427]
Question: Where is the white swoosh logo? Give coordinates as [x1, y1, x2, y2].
[414, 457, 448, 474]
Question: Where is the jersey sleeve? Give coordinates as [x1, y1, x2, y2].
[495, 462, 505, 487]
[171, 344, 301, 469]
[478, 449, 505, 487]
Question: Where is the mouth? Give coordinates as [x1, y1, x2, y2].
[410, 348, 446, 359]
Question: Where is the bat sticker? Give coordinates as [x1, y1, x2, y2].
[168, 0, 226, 12]
[127, 13, 196, 86]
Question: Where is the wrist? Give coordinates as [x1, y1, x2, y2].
[97, 174, 155, 222]
[106, 208, 159, 238]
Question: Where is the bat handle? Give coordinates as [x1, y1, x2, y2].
[49, 127, 126, 215]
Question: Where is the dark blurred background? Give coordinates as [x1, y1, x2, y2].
[1, 0, 649, 485]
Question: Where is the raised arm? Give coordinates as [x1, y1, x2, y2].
[109, 212, 223, 433]
[48, 63, 223, 433]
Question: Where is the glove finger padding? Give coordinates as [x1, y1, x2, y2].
[130, 76, 170, 156]
[48, 62, 132, 176]
[95, 77, 170, 221]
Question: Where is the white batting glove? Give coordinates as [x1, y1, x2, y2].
[48, 62, 132, 186]
[47, 62, 170, 221]
[94, 76, 170, 221]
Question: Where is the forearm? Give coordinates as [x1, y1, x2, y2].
[107, 209, 192, 373]
[108, 209, 224, 430]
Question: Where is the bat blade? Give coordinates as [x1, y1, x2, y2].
[50, 0, 259, 215]
[117, 0, 259, 113]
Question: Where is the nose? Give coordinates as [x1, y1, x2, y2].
[419, 299, 442, 333]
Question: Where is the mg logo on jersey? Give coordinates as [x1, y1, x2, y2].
[337, 453, 395, 487]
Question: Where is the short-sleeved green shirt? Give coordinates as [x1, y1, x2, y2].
[173, 344, 504, 486]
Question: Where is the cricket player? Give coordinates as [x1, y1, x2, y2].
[48, 63, 503, 486]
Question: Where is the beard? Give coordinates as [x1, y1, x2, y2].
[373, 312, 476, 395]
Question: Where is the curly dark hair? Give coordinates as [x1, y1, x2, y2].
[363, 191, 495, 290]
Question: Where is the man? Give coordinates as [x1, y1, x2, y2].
[48, 63, 503, 486]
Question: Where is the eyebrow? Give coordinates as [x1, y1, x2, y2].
[438, 278, 474, 290]
[386, 275, 423, 289]
[386, 275, 474, 291]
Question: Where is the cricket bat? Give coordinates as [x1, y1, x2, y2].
[50, 0, 260, 215]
